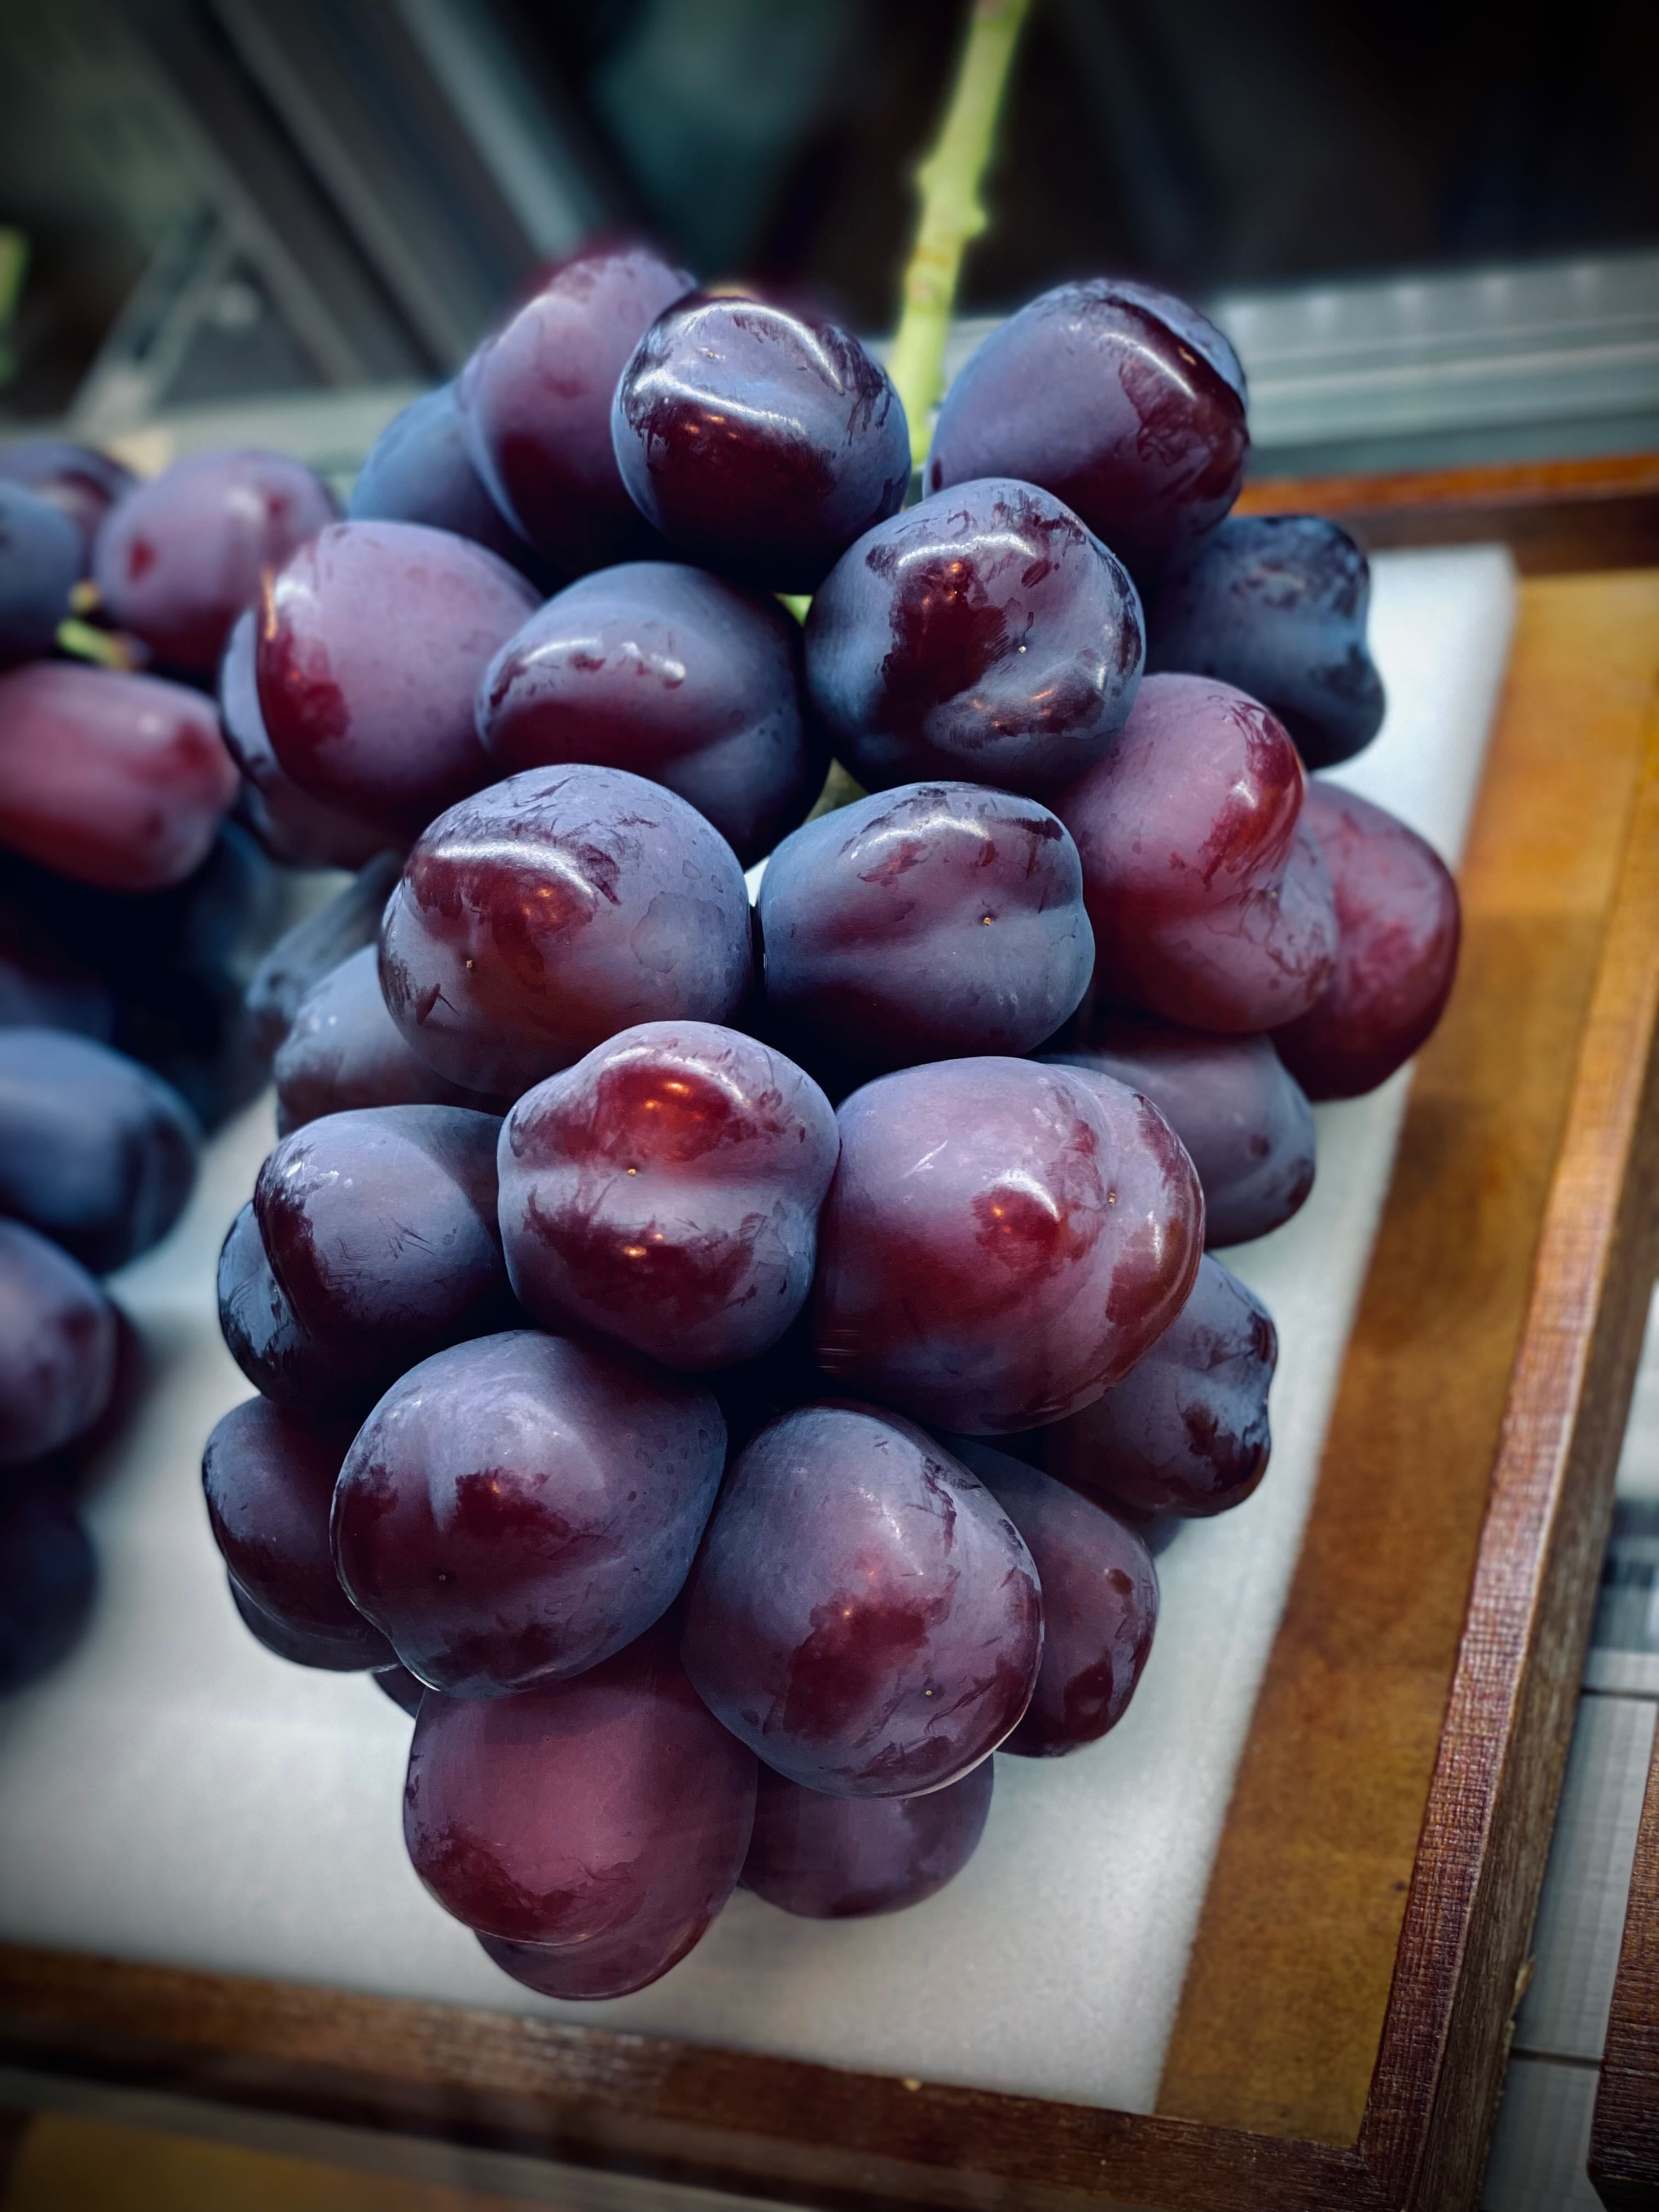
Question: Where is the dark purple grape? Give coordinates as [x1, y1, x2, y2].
[0, 482, 82, 664]
[0, 439, 137, 558]
[953, 1440, 1157, 1756]
[404, 1625, 756, 1958]
[242, 852, 403, 1065]
[1045, 1252, 1276, 1517]
[348, 383, 549, 584]
[1043, 1013, 1314, 1247]
[1273, 783, 1461, 1099]
[257, 522, 537, 839]
[93, 447, 337, 675]
[458, 242, 693, 574]
[0, 1029, 199, 1273]
[741, 1759, 993, 1918]
[926, 280, 1248, 584]
[611, 294, 910, 593]
[379, 765, 753, 1096]
[758, 782, 1092, 1076]
[274, 947, 503, 1135]
[0, 897, 114, 1037]
[814, 1058, 1202, 1434]
[681, 1403, 1041, 1797]
[202, 1397, 391, 1670]
[0, 663, 238, 891]
[218, 609, 391, 870]
[498, 1023, 838, 1372]
[1146, 515, 1385, 770]
[0, 1482, 95, 1695]
[373, 1663, 425, 1717]
[216, 1200, 363, 1416]
[803, 480, 1143, 795]
[477, 562, 825, 864]
[1054, 673, 1336, 1033]
[0, 1220, 118, 1466]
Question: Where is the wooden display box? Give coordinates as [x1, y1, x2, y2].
[4, 466, 1659, 2212]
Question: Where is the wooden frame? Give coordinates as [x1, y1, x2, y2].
[1593, 1714, 1659, 2210]
[3, 465, 1658, 2212]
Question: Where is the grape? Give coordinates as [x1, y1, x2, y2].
[379, 765, 753, 1097]
[924, 280, 1248, 584]
[478, 1924, 703, 2002]
[1273, 783, 1461, 1099]
[803, 479, 1143, 795]
[1045, 1252, 1276, 1517]
[0, 439, 137, 558]
[274, 947, 504, 1135]
[0, 482, 82, 664]
[93, 447, 337, 675]
[757, 782, 1093, 1076]
[0, 1482, 95, 1696]
[813, 1058, 1202, 1433]
[202, 1398, 391, 1669]
[404, 1624, 756, 1962]
[1042, 1014, 1314, 1248]
[243, 852, 403, 1065]
[217, 1200, 363, 1416]
[498, 1022, 838, 1372]
[0, 1220, 119, 1466]
[1146, 516, 1385, 770]
[373, 1663, 425, 1717]
[680, 1402, 1042, 1797]
[0, 663, 238, 892]
[218, 610, 390, 871]
[611, 294, 910, 592]
[1054, 673, 1337, 1034]
[0, 896, 114, 1037]
[458, 242, 693, 574]
[257, 522, 538, 839]
[741, 1759, 993, 1919]
[477, 562, 825, 865]
[347, 383, 550, 585]
[0, 1029, 199, 1273]
[953, 1440, 1157, 1756]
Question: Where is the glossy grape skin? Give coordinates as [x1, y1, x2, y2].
[216, 1200, 365, 1417]
[741, 1758, 993, 1919]
[954, 1440, 1157, 1757]
[458, 242, 692, 574]
[257, 522, 538, 839]
[1043, 1014, 1314, 1248]
[243, 853, 403, 1065]
[611, 294, 910, 593]
[804, 480, 1143, 795]
[0, 482, 82, 664]
[1146, 515, 1385, 770]
[275, 947, 503, 1136]
[374, 1663, 426, 1717]
[1045, 1253, 1276, 1517]
[681, 1402, 1042, 1797]
[0, 439, 137, 558]
[1054, 673, 1338, 1034]
[0, 1483, 95, 1696]
[0, 1221, 119, 1466]
[0, 663, 238, 892]
[478, 1922, 707, 2002]
[93, 447, 337, 675]
[477, 562, 825, 865]
[334, 1329, 724, 1696]
[218, 609, 390, 871]
[202, 1398, 391, 1670]
[814, 1058, 1203, 1434]
[925, 280, 1248, 584]
[0, 1029, 199, 1273]
[1273, 783, 1461, 1099]
[404, 1624, 756, 1956]
[348, 383, 549, 584]
[758, 783, 1093, 1077]
[380, 765, 753, 1097]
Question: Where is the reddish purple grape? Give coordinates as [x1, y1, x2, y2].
[0, 482, 82, 664]
[814, 1058, 1202, 1433]
[925, 280, 1248, 584]
[333, 1329, 724, 1697]
[216, 1200, 363, 1417]
[0, 439, 137, 558]
[379, 765, 753, 1096]
[477, 562, 825, 864]
[1043, 1013, 1314, 1247]
[741, 1759, 994, 1919]
[681, 1403, 1042, 1797]
[243, 853, 403, 1065]
[803, 480, 1143, 795]
[1054, 673, 1337, 1034]
[1273, 783, 1461, 1099]
[274, 947, 503, 1136]
[0, 1482, 95, 1695]
[373, 1663, 425, 1717]
[257, 521, 537, 839]
[758, 782, 1093, 1076]
[498, 1023, 837, 1372]
[0, 1220, 118, 1466]
[1045, 1252, 1276, 1517]
[202, 1397, 391, 1670]
[458, 242, 692, 574]
[0, 663, 238, 891]
[218, 610, 390, 870]
[93, 447, 337, 674]
[611, 294, 910, 593]
[348, 383, 549, 584]
[954, 1441, 1157, 1756]
[404, 1625, 756, 1959]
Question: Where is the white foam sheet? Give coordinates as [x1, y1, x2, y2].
[0, 548, 1517, 2114]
